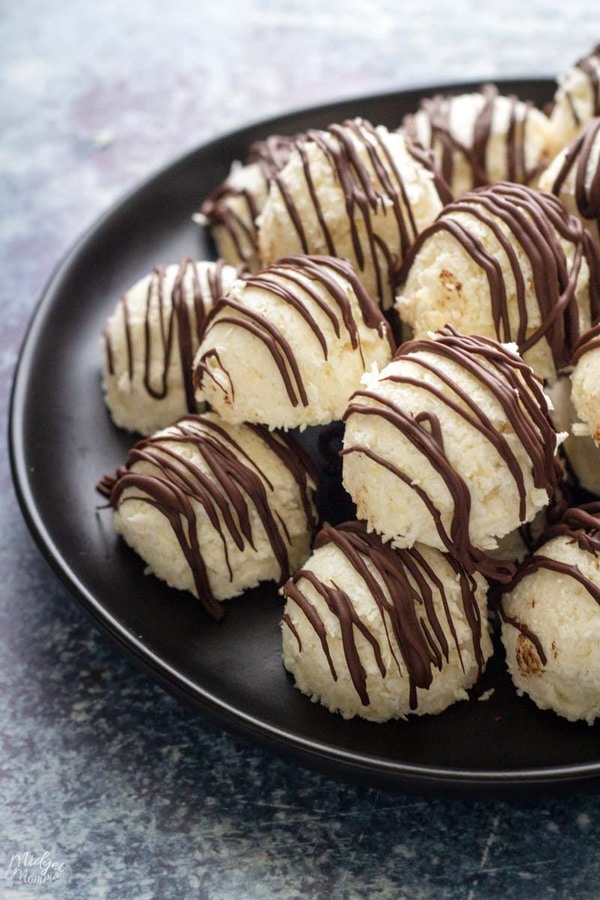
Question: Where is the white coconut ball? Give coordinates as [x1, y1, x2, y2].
[198, 135, 294, 270]
[102, 412, 318, 620]
[402, 83, 553, 197]
[102, 258, 239, 435]
[281, 520, 492, 722]
[501, 506, 600, 725]
[257, 118, 449, 309]
[395, 181, 598, 382]
[549, 44, 600, 152]
[193, 255, 395, 430]
[341, 328, 563, 580]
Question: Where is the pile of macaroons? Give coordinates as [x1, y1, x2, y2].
[99, 42, 600, 727]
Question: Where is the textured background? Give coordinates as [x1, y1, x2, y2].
[3, 2, 600, 898]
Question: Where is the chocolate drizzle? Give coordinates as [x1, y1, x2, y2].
[403, 83, 544, 191]
[282, 520, 486, 712]
[561, 45, 600, 129]
[499, 606, 548, 668]
[194, 255, 394, 409]
[342, 326, 560, 583]
[269, 118, 448, 307]
[99, 414, 317, 621]
[548, 116, 600, 235]
[104, 259, 236, 415]
[200, 135, 294, 266]
[573, 320, 600, 363]
[398, 181, 600, 371]
[500, 502, 600, 665]
[534, 501, 600, 554]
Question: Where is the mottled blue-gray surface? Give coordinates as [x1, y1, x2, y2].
[3, 2, 600, 898]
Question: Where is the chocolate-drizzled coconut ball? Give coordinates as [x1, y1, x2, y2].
[547, 325, 600, 494]
[193, 255, 395, 430]
[198, 135, 295, 271]
[341, 327, 563, 581]
[257, 118, 451, 310]
[99, 412, 318, 620]
[539, 117, 600, 253]
[564, 323, 600, 495]
[281, 520, 492, 722]
[395, 182, 600, 381]
[544, 323, 600, 495]
[102, 258, 239, 436]
[549, 44, 600, 151]
[571, 322, 600, 443]
[501, 504, 600, 725]
[402, 83, 553, 197]
[544, 373, 600, 496]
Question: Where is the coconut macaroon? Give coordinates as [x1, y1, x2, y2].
[549, 44, 600, 152]
[257, 118, 451, 310]
[281, 520, 492, 722]
[544, 371, 600, 496]
[559, 322, 600, 494]
[98, 412, 318, 621]
[539, 116, 600, 252]
[341, 327, 563, 581]
[193, 255, 395, 430]
[198, 135, 295, 271]
[571, 322, 600, 443]
[395, 181, 600, 381]
[402, 83, 553, 198]
[501, 504, 600, 725]
[102, 258, 240, 436]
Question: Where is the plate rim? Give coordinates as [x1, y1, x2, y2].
[11, 76, 600, 794]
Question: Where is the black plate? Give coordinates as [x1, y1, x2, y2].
[11, 79, 600, 794]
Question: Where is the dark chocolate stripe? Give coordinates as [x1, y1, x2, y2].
[103, 259, 235, 414]
[200, 134, 295, 262]
[342, 327, 560, 583]
[104, 415, 316, 621]
[533, 502, 600, 554]
[563, 46, 600, 128]
[510, 553, 600, 603]
[283, 520, 486, 712]
[403, 84, 545, 191]
[398, 182, 600, 369]
[573, 320, 600, 362]
[498, 606, 548, 668]
[548, 117, 600, 238]
[270, 118, 445, 306]
[194, 255, 394, 408]
[501, 501, 600, 663]
[501, 553, 600, 668]
[202, 182, 259, 259]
